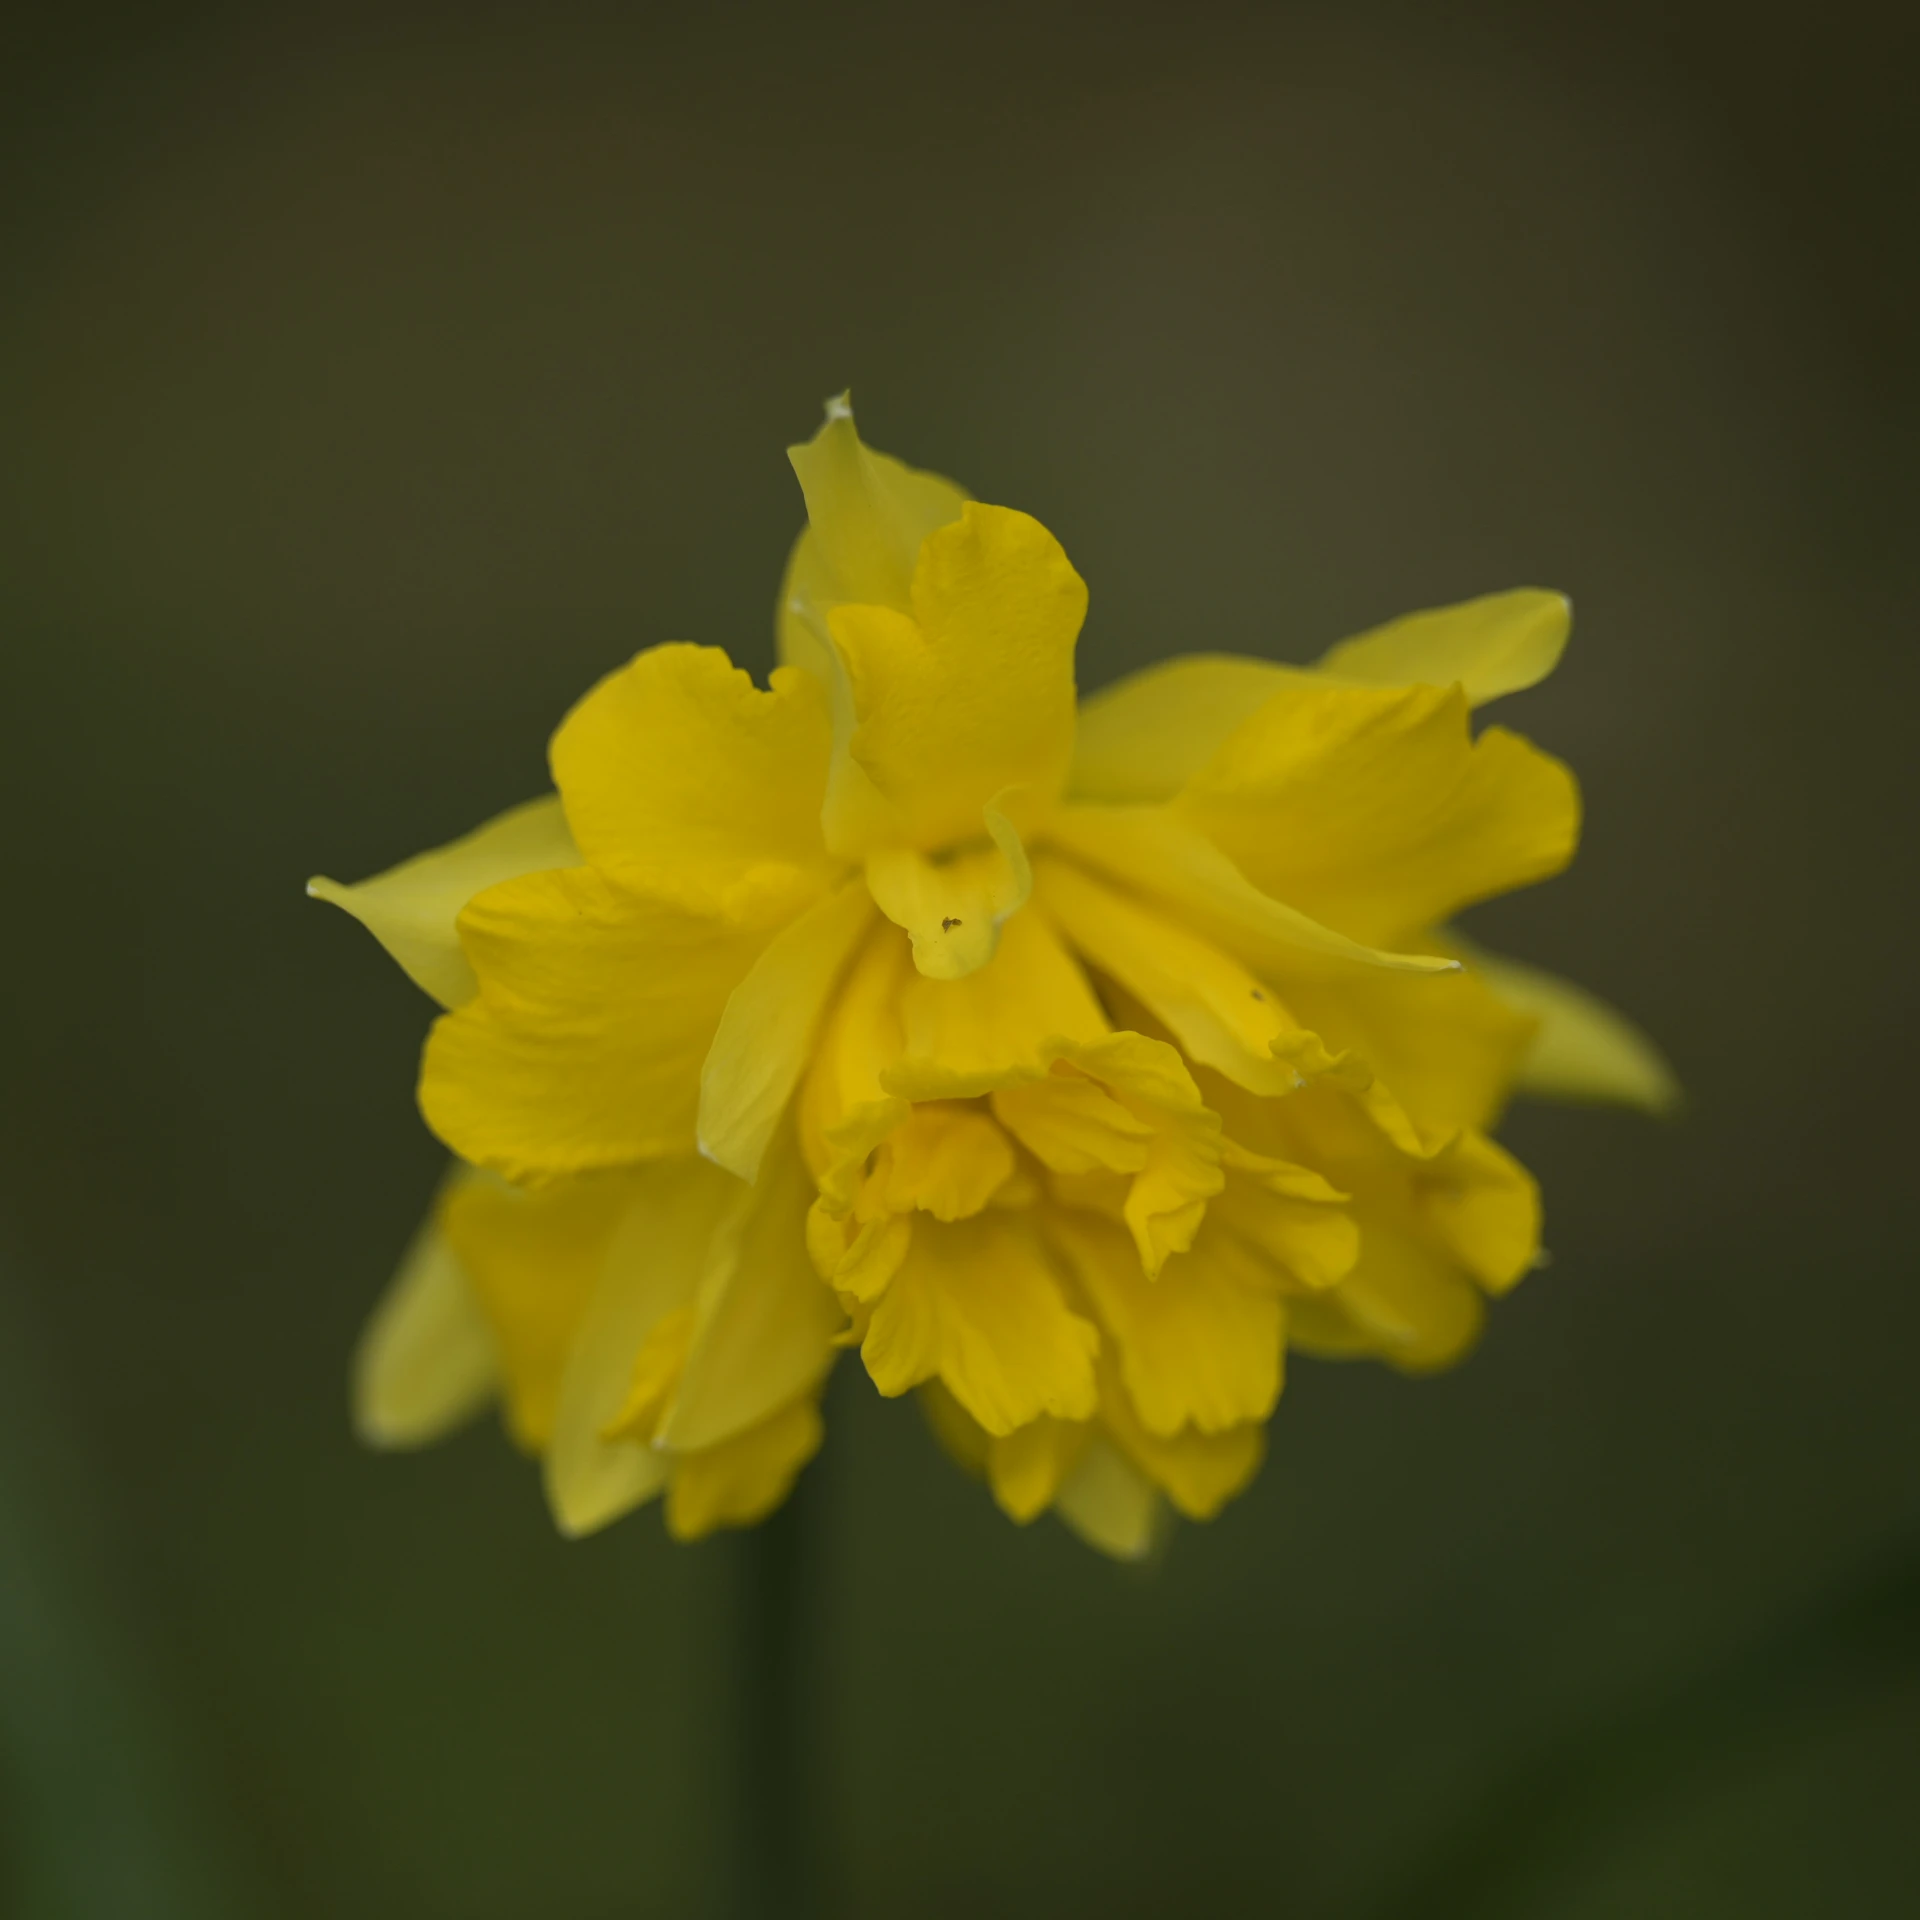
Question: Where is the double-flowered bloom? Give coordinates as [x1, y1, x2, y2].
[315, 399, 1673, 1557]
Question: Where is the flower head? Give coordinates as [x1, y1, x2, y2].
[316, 398, 1674, 1556]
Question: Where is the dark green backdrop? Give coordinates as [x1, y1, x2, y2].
[3, 4, 1915, 1914]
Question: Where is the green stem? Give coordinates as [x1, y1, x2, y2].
[733, 1459, 826, 1919]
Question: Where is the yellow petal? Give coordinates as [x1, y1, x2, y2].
[549, 643, 835, 910]
[600, 1304, 696, 1445]
[992, 1073, 1154, 1176]
[1460, 942, 1681, 1115]
[351, 1170, 498, 1448]
[541, 1160, 744, 1537]
[1047, 805, 1460, 978]
[1062, 1032, 1225, 1278]
[658, 1128, 845, 1452]
[1211, 1064, 1539, 1312]
[1280, 960, 1538, 1140]
[818, 503, 1085, 858]
[1050, 1210, 1283, 1436]
[1287, 1223, 1487, 1374]
[1065, 587, 1567, 809]
[420, 867, 787, 1182]
[986, 1417, 1090, 1525]
[885, 902, 1110, 1103]
[1317, 588, 1571, 705]
[1052, 1436, 1164, 1560]
[698, 878, 875, 1181]
[308, 795, 580, 1009]
[999, 1036, 1224, 1277]
[438, 1170, 639, 1451]
[858, 1211, 1099, 1435]
[1037, 855, 1310, 1099]
[1416, 1130, 1540, 1295]
[796, 920, 913, 1201]
[664, 1394, 826, 1541]
[875, 1103, 1018, 1222]
[1094, 1363, 1266, 1522]
[864, 795, 1033, 981]
[1214, 1145, 1348, 1205]
[779, 394, 970, 682]
[1208, 1150, 1360, 1293]
[809, 1204, 913, 1304]
[1178, 681, 1580, 947]
[1070, 655, 1315, 803]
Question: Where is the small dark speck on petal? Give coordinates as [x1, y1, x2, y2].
[1250, 989, 1265, 1001]
[942, 917, 962, 931]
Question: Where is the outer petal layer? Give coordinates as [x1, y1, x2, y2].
[1279, 962, 1538, 1140]
[1053, 1439, 1164, 1560]
[549, 644, 835, 907]
[351, 1171, 498, 1447]
[540, 1165, 742, 1536]
[698, 879, 875, 1180]
[438, 1171, 638, 1451]
[1048, 805, 1458, 977]
[659, 1129, 845, 1452]
[309, 796, 580, 1008]
[1067, 587, 1567, 807]
[1317, 588, 1570, 705]
[1463, 943, 1680, 1114]
[1178, 681, 1580, 947]
[1071, 656, 1314, 804]
[421, 868, 789, 1181]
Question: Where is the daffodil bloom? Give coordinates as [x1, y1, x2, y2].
[315, 398, 1674, 1557]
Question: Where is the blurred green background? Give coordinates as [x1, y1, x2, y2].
[3, 3, 1916, 1914]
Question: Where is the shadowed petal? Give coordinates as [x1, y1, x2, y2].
[351, 1168, 498, 1448]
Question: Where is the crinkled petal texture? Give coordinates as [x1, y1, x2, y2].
[1172, 678, 1579, 948]
[419, 643, 846, 1183]
[328, 401, 1665, 1555]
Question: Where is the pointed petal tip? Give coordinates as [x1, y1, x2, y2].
[823, 390, 853, 422]
[545, 1487, 621, 1542]
[350, 1408, 405, 1450]
[696, 1133, 759, 1183]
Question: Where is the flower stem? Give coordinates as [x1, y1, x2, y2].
[733, 1459, 826, 1918]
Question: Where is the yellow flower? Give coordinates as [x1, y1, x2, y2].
[316, 397, 1675, 1557]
